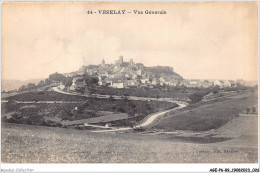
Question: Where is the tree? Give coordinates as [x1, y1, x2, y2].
[64, 77, 73, 87]
[49, 72, 66, 82]
[85, 77, 99, 85]
[189, 93, 206, 103]
[45, 78, 52, 85]
[19, 85, 26, 91]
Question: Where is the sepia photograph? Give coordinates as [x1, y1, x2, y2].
[1, 1, 259, 172]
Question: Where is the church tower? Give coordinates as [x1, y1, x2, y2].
[101, 58, 105, 68]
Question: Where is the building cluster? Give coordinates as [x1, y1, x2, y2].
[179, 79, 242, 88]
[60, 56, 246, 91]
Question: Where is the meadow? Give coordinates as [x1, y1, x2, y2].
[153, 90, 257, 131]
[1, 123, 257, 163]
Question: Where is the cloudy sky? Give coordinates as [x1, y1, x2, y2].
[2, 2, 258, 81]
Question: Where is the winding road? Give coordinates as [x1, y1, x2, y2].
[52, 87, 188, 132]
[136, 102, 187, 127]
[92, 102, 187, 132]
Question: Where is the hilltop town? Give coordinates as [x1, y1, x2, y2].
[58, 56, 246, 92]
[62, 56, 182, 90]
[2, 56, 253, 95]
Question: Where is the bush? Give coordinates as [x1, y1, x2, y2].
[189, 92, 210, 103]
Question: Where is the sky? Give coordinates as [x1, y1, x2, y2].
[2, 2, 258, 81]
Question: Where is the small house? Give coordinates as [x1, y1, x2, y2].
[59, 83, 65, 90]
[141, 78, 150, 84]
[151, 78, 160, 85]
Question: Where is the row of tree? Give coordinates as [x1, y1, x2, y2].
[50, 72, 99, 87]
[17, 72, 99, 92]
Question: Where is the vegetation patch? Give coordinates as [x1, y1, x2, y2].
[2, 92, 178, 128]
[153, 90, 257, 131]
[4, 91, 88, 102]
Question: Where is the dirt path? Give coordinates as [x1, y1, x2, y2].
[92, 102, 188, 132]
[92, 102, 187, 132]
[136, 102, 187, 127]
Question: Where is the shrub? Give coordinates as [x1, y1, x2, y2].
[189, 92, 209, 103]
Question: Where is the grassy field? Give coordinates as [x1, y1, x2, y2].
[153, 90, 257, 131]
[61, 112, 129, 125]
[1, 123, 257, 163]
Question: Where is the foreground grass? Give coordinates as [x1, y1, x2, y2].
[153, 90, 257, 131]
[1, 123, 258, 163]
